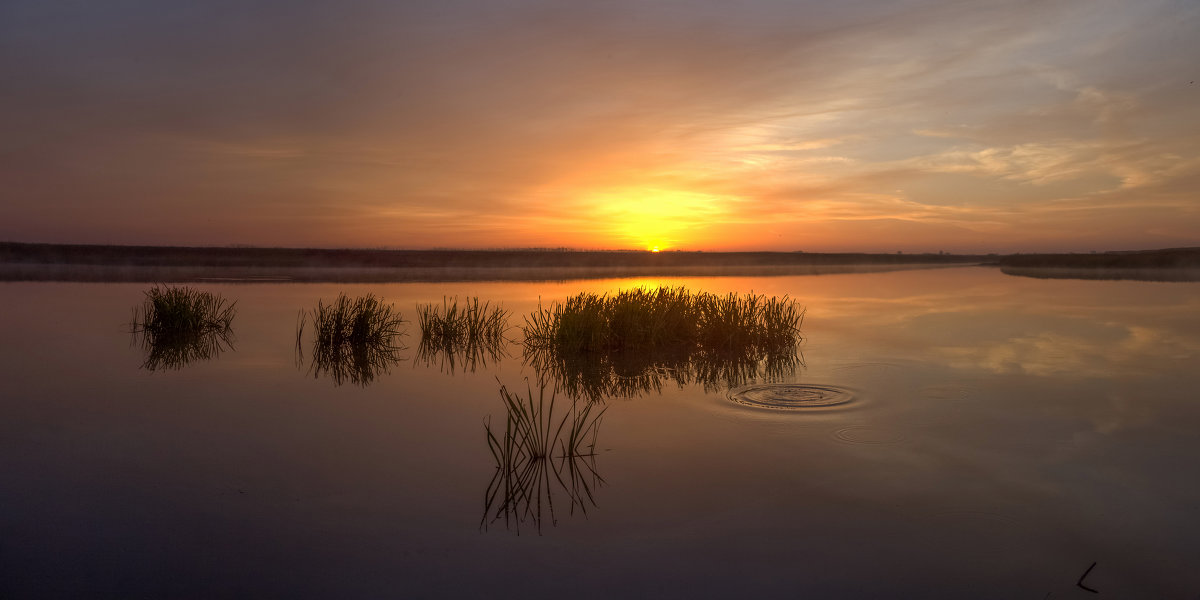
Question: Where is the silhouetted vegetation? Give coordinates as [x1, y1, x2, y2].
[296, 293, 406, 386]
[417, 297, 509, 343]
[129, 285, 236, 371]
[997, 248, 1200, 281]
[998, 247, 1200, 269]
[483, 380, 605, 534]
[524, 287, 804, 353]
[415, 297, 512, 374]
[523, 287, 805, 401]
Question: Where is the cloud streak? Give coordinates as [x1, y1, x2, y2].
[1, 0, 1197, 250]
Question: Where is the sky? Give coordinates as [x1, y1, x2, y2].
[2, 0, 1198, 253]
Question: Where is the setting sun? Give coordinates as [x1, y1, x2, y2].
[585, 187, 733, 250]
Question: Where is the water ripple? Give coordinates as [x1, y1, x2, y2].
[727, 383, 856, 410]
[831, 426, 906, 445]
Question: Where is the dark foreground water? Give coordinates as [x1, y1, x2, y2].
[2, 267, 1198, 598]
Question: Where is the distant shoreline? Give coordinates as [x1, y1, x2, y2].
[0, 241, 985, 268]
[0, 242, 984, 282]
[995, 248, 1200, 282]
[997, 247, 1200, 269]
[0, 262, 984, 283]
[2, 242, 1197, 283]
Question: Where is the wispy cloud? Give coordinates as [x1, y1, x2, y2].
[1, 0, 1197, 250]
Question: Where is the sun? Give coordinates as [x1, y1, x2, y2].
[584, 187, 731, 251]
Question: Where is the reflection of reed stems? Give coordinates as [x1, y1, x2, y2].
[130, 285, 236, 371]
[482, 380, 606, 534]
[296, 293, 406, 387]
[415, 336, 509, 374]
[524, 343, 803, 402]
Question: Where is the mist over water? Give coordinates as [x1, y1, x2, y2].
[1, 266, 1198, 598]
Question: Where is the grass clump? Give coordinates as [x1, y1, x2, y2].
[524, 286, 803, 354]
[132, 285, 236, 337]
[522, 286, 804, 400]
[415, 297, 511, 374]
[417, 296, 509, 344]
[524, 287, 696, 353]
[296, 293, 406, 386]
[483, 380, 606, 534]
[130, 285, 236, 370]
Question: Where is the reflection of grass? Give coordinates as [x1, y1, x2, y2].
[483, 380, 606, 534]
[526, 343, 803, 402]
[522, 287, 804, 401]
[130, 285, 236, 371]
[415, 337, 509, 374]
[415, 297, 510, 374]
[296, 293, 405, 386]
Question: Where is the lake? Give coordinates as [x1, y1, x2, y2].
[2, 266, 1198, 598]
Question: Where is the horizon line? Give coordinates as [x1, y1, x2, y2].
[4, 240, 1200, 256]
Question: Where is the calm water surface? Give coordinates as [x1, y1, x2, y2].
[2, 267, 1198, 598]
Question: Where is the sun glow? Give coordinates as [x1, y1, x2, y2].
[584, 187, 733, 251]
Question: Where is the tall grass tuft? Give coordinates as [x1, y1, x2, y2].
[415, 297, 510, 374]
[130, 285, 236, 370]
[482, 380, 606, 533]
[522, 286, 804, 400]
[296, 293, 406, 386]
[417, 296, 509, 344]
[524, 286, 803, 354]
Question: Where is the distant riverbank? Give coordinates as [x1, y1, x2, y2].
[5, 242, 1198, 283]
[997, 247, 1200, 269]
[0, 242, 985, 282]
[997, 247, 1200, 282]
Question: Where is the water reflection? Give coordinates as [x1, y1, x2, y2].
[5, 270, 1199, 596]
[482, 380, 606, 534]
[299, 336, 404, 387]
[524, 343, 803, 403]
[129, 285, 236, 371]
[414, 336, 510, 374]
[1001, 266, 1200, 282]
[131, 322, 235, 371]
[295, 294, 406, 387]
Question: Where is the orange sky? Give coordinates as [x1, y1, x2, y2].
[1, 1, 1198, 252]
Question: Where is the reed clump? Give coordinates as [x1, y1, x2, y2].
[415, 297, 511, 374]
[132, 285, 236, 338]
[130, 285, 236, 370]
[483, 380, 605, 533]
[522, 286, 804, 400]
[524, 286, 804, 355]
[417, 296, 509, 345]
[297, 293, 406, 386]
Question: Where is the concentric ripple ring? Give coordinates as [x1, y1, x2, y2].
[727, 383, 855, 410]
